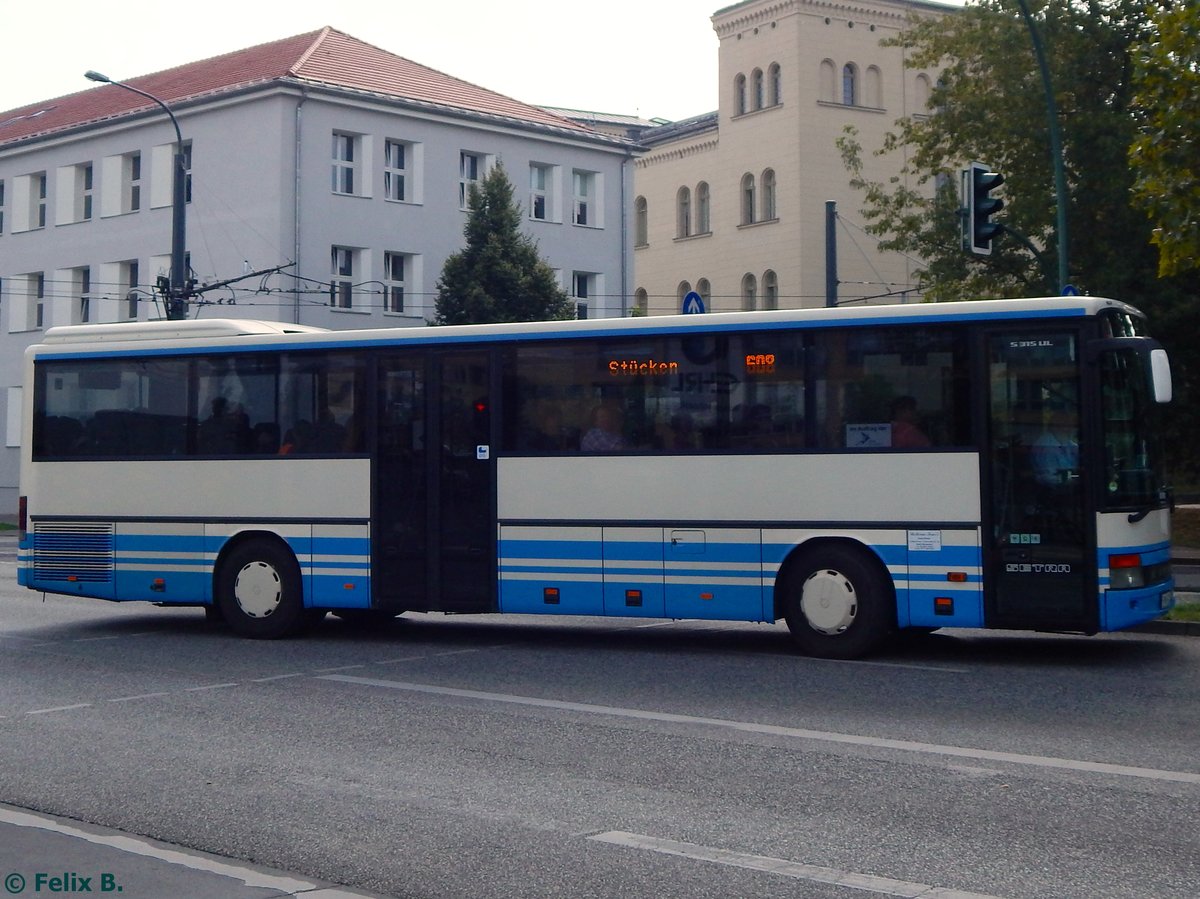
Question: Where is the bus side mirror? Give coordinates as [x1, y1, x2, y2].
[1150, 348, 1172, 404]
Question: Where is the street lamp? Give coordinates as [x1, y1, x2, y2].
[85, 70, 190, 319]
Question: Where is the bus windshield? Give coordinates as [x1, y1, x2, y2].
[1099, 347, 1167, 510]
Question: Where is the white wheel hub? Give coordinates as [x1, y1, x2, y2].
[233, 561, 282, 619]
[800, 568, 858, 635]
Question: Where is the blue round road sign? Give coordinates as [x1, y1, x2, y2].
[682, 291, 705, 314]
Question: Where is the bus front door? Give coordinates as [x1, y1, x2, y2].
[984, 331, 1093, 631]
[375, 351, 495, 614]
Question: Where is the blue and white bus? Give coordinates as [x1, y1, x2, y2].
[18, 296, 1175, 658]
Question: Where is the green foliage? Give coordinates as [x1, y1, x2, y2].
[433, 165, 574, 325]
[841, 0, 1200, 482]
[1129, 1, 1200, 278]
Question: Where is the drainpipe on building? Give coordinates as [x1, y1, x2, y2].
[620, 154, 631, 317]
[293, 89, 309, 325]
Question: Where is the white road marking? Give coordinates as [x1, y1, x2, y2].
[0, 805, 380, 897]
[319, 674, 1200, 785]
[589, 831, 1004, 898]
[26, 703, 91, 715]
[107, 691, 171, 703]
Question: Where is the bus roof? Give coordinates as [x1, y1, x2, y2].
[29, 296, 1142, 358]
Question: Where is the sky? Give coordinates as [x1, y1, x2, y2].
[2, 0, 728, 123]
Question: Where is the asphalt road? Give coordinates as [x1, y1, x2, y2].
[1, 548, 1199, 899]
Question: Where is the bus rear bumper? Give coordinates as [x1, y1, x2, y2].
[1101, 581, 1176, 632]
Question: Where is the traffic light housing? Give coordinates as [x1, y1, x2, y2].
[965, 162, 1004, 256]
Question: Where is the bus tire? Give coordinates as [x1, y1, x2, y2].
[782, 544, 893, 659]
[217, 540, 306, 639]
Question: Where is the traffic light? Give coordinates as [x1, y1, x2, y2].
[965, 162, 1005, 256]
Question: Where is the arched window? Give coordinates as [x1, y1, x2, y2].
[634, 196, 648, 247]
[763, 270, 778, 310]
[842, 64, 858, 106]
[915, 73, 932, 112]
[696, 182, 711, 233]
[865, 65, 882, 108]
[677, 281, 692, 308]
[820, 59, 837, 103]
[697, 278, 711, 308]
[634, 288, 649, 316]
[761, 169, 777, 221]
[752, 68, 764, 110]
[768, 63, 782, 106]
[734, 74, 747, 116]
[741, 173, 756, 225]
[676, 186, 691, 238]
[741, 273, 758, 311]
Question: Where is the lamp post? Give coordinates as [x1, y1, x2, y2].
[1013, 1, 1069, 294]
[85, 70, 190, 319]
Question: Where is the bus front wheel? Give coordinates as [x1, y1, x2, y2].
[782, 545, 893, 659]
[217, 541, 306, 639]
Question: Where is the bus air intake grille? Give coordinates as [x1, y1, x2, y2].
[33, 522, 115, 583]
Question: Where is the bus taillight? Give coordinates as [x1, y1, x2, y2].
[1109, 553, 1145, 589]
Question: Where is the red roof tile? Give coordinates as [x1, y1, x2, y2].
[0, 28, 589, 147]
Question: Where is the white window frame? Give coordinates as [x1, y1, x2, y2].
[572, 170, 603, 228]
[332, 132, 358, 196]
[384, 139, 410, 202]
[459, 151, 488, 209]
[330, 246, 358, 310]
[529, 162, 558, 222]
[383, 251, 414, 316]
[124, 153, 141, 213]
[123, 260, 141, 321]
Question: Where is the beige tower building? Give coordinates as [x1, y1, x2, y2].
[634, 0, 950, 314]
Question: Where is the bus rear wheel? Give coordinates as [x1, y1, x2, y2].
[217, 540, 306, 639]
[783, 545, 893, 659]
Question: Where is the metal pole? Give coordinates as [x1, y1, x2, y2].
[825, 201, 838, 307]
[84, 71, 188, 318]
[1014, 1, 1069, 293]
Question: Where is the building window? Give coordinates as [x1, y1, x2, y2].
[676, 281, 692, 309]
[330, 246, 356, 309]
[460, 151, 484, 209]
[676, 186, 691, 238]
[843, 64, 858, 106]
[332, 132, 361, 195]
[762, 169, 777, 221]
[34, 272, 46, 329]
[752, 68, 764, 110]
[634, 288, 648, 315]
[696, 182, 710, 234]
[820, 59, 837, 103]
[734, 74, 747, 115]
[634, 196, 648, 247]
[763, 270, 778, 310]
[383, 252, 408, 314]
[741, 273, 757, 311]
[769, 63, 782, 106]
[697, 278, 712, 310]
[182, 141, 193, 203]
[74, 267, 92, 324]
[0, 179, 5, 233]
[865, 65, 883, 108]
[123, 153, 141, 213]
[384, 140, 409, 202]
[572, 271, 597, 318]
[69, 162, 94, 222]
[530, 163, 557, 221]
[572, 170, 597, 226]
[123, 260, 140, 321]
[741, 173, 756, 225]
[30, 172, 48, 228]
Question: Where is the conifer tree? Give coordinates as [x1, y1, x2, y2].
[433, 165, 574, 324]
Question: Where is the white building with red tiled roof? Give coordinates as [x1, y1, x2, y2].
[0, 27, 639, 509]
